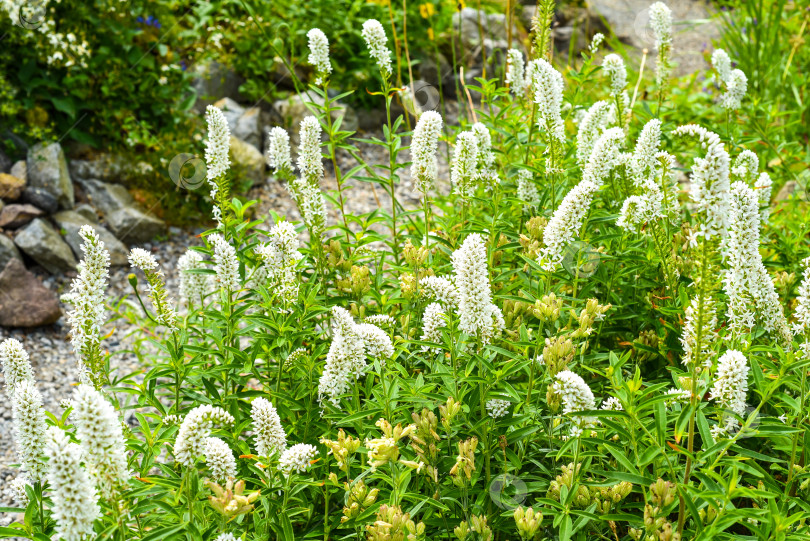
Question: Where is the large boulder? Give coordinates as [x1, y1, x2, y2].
[10, 161, 26, 183]
[0, 172, 25, 201]
[20, 186, 59, 214]
[69, 152, 154, 188]
[52, 210, 129, 266]
[192, 60, 246, 110]
[230, 136, 266, 188]
[14, 218, 77, 273]
[0, 204, 44, 229]
[27, 142, 74, 209]
[213, 98, 263, 150]
[77, 178, 165, 243]
[0, 258, 61, 327]
[0, 233, 21, 270]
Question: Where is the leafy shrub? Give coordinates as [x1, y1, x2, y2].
[2, 2, 810, 541]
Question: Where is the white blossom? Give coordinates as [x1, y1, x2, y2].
[589, 33, 605, 54]
[205, 437, 236, 482]
[420, 302, 447, 353]
[600, 397, 623, 411]
[582, 127, 625, 188]
[410, 111, 443, 195]
[1, 338, 34, 397]
[754, 172, 772, 222]
[794, 257, 810, 339]
[297, 116, 324, 184]
[364, 314, 396, 328]
[451, 131, 479, 198]
[129, 248, 179, 333]
[9, 477, 30, 507]
[205, 105, 231, 225]
[471, 122, 499, 187]
[44, 427, 100, 541]
[418, 275, 459, 307]
[673, 125, 731, 238]
[306, 28, 332, 85]
[11, 380, 48, 482]
[722, 69, 747, 111]
[680, 295, 718, 367]
[732, 150, 759, 183]
[486, 399, 510, 419]
[355, 323, 394, 359]
[451, 233, 504, 344]
[174, 405, 235, 467]
[278, 443, 318, 475]
[527, 58, 565, 144]
[538, 181, 598, 271]
[602, 54, 627, 98]
[551, 370, 596, 436]
[72, 384, 130, 497]
[214, 534, 237, 541]
[576, 101, 612, 168]
[517, 169, 539, 207]
[505, 49, 525, 96]
[209, 234, 240, 293]
[649, 2, 673, 85]
[266, 126, 292, 174]
[177, 249, 211, 309]
[711, 49, 732, 82]
[62, 226, 110, 382]
[252, 397, 287, 457]
[710, 350, 749, 435]
[361, 19, 392, 77]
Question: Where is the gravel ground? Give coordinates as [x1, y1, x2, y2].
[0, 126, 451, 523]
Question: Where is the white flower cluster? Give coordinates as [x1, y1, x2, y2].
[486, 399, 510, 419]
[62, 226, 110, 381]
[209, 234, 241, 293]
[589, 33, 605, 54]
[266, 126, 292, 174]
[129, 248, 179, 333]
[582, 127, 625, 188]
[471, 122, 499, 188]
[680, 295, 718, 368]
[9, 477, 30, 507]
[516, 170, 540, 208]
[419, 275, 459, 307]
[538, 180, 598, 271]
[551, 370, 596, 437]
[505, 49, 525, 96]
[251, 397, 287, 457]
[364, 314, 396, 328]
[45, 427, 100, 541]
[289, 116, 327, 239]
[420, 302, 447, 354]
[618, 120, 666, 233]
[410, 111, 443, 195]
[673, 125, 730, 239]
[174, 405, 235, 467]
[361, 19, 392, 78]
[711, 49, 747, 110]
[1, 338, 34, 396]
[204, 105, 231, 226]
[72, 384, 130, 497]
[725, 182, 792, 344]
[602, 54, 627, 98]
[576, 101, 612, 168]
[710, 350, 749, 435]
[278, 443, 318, 475]
[649, 2, 673, 85]
[732, 150, 759, 183]
[12, 379, 48, 482]
[527, 58, 565, 144]
[177, 249, 211, 309]
[205, 437, 236, 482]
[600, 397, 623, 411]
[255, 221, 302, 304]
[319, 307, 393, 405]
[452, 234, 504, 344]
[451, 131, 479, 198]
[754, 172, 772, 222]
[306, 28, 332, 85]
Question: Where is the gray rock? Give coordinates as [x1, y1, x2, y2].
[74, 204, 99, 224]
[20, 186, 59, 214]
[69, 153, 154, 188]
[0, 234, 21, 270]
[77, 179, 165, 243]
[9, 161, 26, 183]
[214, 97, 245, 127]
[27, 142, 74, 209]
[274, 92, 358, 145]
[52, 210, 129, 266]
[229, 136, 266, 188]
[0, 204, 44, 229]
[192, 60, 246, 110]
[0, 258, 61, 327]
[415, 53, 453, 91]
[14, 218, 77, 273]
[213, 98, 262, 150]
